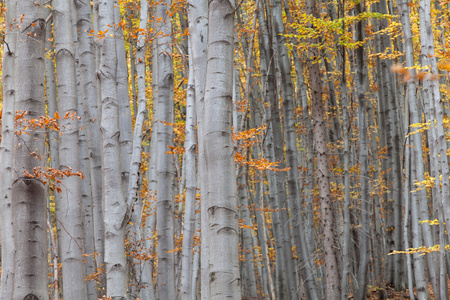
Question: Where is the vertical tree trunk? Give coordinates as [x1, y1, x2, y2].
[114, 1, 133, 200]
[340, 46, 352, 300]
[155, 0, 176, 298]
[398, 0, 439, 296]
[355, 3, 370, 298]
[181, 39, 198, 300]
[187, 1, 209, 298]
[402, 136, 415, 300]
[127, 0, 148, 296]
[53, 0, 87, 297]
[410, 154, 430, 299]
[305, 0, 341, 297]
[44, 7, 62, 297]
[78, 84, 97, 300]
[12, 1, 48, 298]
[98, 1, 127, 298]
[203, 1, 241, 298]
[75, 1, 105, 294]
[0, 0, 16, 297]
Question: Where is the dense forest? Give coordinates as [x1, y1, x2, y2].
[0, 0, 450, 299]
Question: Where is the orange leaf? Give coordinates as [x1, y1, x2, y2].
[438, 61, 450, 71]
[417, 72, 427, 80]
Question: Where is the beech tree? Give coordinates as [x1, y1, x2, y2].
[2, 0, 450, 299]
[203, 0, 240, 298]
[53, 0, 86, 297]
[0, 0, 16, 298]
[11, 0, 48, 298]
[97, 0, 127, 297]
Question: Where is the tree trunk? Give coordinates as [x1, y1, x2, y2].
[11, 1, 48, 298]
[181, 39, 198, 300]
[305, 0, 341, 297]
[187, 1, 209, 298]
[98, 1, 127, 298]
[155, 0, 176, 298]
[203, 1, 241, 298]
[355, 4, 370, 298]
[75, 0, 105, 294]
[53, 0, 87, 297]
[0, 0, 16, 297]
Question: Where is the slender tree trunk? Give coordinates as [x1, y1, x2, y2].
[127, 0, 149, 296]
[53, 0, 87, 297]
[44, 7, 62, 297]
[75, 1, 105, 293]
[340, 46, 352, 300]
[187, 1, 209, 298]
[78, 83, 97, 300]
[355, 4, 370, 298]
[410, 153, 430, 299]
[403, 136, 415, 300]
[114, 1, 133, 199]
[398, 0, 439, 296]
[141, 118, 158, 300]
[203, 1, 241, 298]
[0, 0, 16, 297]
[12, 1, 48, 298]
[181, 39, 198, 300]
[98, 1, 127, 298]
[305, 0, 341, 297]
[155, 0, 176, 297]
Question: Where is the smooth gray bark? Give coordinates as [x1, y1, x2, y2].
[114, 1, 133, 200]
[355, 5, 370, 298]
[187, 1, 209, 298]
[155, 0, 176, 298]
[0, 0, 16, 297]
[398, 0, 439, 296]
[75, 1, 105, 293]
[127, 0, 149, 296]
[98, 1, 127, 298]
[203, 1, 241, 298]
[180, 39, 198, 300]
[53, 0, 87, 297]
[11, 1, 48, 298]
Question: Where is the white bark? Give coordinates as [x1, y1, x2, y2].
[12, 1, 48, 298]
[398, 0, 438, 296]
[53, 0, 86, 297]
[75, 1, 105, 292]
[155, 0, 176, 297]
[98, 1, 127, 298]
[180, 39, 198, 300]
[0, 0, 16, 297]
[187, 1, 209, 298]
[203, 1, 241, 298]
[127, 0, 148, 222]
[127, 0, 148, 295]
[114, 1, 133, 198]
[78, 93, 97, 300]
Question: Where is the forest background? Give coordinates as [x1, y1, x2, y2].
[0, 0, 450, 299]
